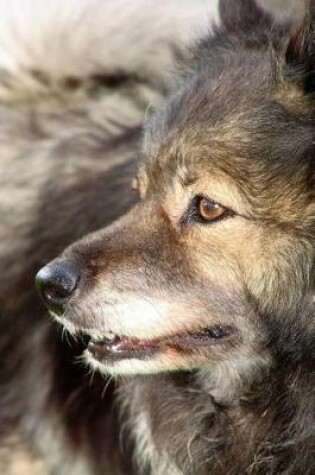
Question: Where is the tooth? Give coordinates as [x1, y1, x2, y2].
[103, 332, 116, 341]
[81, 329, 117, 342]
[92, 331, 104, 340]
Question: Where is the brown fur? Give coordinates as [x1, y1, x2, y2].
[41, 1, 315, 474]
[1, 0, 314, 474]
[0, 1, 216, 473]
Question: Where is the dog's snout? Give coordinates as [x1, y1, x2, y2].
[35, 261, 80, 314]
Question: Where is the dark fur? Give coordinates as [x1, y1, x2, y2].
[130, 3, 315, 469]
[44, 1, 314, 474]
[1, 1, 315, 475]
[0, 1, 214, 473]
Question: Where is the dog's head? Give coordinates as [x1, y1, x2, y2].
[36, 0, 315, 377]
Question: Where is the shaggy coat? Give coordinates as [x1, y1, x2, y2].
[36, 0, 314, 474]
[0, 1, 215, 474]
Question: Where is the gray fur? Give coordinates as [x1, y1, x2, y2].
[0, 1, 217, 473]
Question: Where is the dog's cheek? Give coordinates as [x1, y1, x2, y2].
[242, 232, 313, 318]
[184, 225, 246, 292]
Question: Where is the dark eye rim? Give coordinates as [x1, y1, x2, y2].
[181, 195, 236, 226]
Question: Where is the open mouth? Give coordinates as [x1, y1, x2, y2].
[86, 325, 235, 362]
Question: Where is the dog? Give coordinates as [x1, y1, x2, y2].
[36, 0, 315, 474]
[0, 1, 216, 473]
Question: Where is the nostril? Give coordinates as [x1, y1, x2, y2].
[43, 282, 74, 306]
[35, 261, 80, 314]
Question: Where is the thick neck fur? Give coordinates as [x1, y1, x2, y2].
[120, 357, 314, 475]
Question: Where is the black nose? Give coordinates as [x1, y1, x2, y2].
[35, 261, 80, 314]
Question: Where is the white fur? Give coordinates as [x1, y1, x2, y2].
[83, 346, 201, 377]
[0, 0, 218, 89]
[132, 411, 184, 475]
[66, 293, 224, 376]
[119, 387, 185, 475]
[71, 293, 181, 337]
[0, 0, 222, 473]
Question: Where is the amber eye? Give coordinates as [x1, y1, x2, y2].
[182, 196, 234, 225]
[198, 197, 227, 221]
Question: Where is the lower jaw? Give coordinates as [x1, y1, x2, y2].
[87, 344, 162, 362]
[85, 346, 198, 376]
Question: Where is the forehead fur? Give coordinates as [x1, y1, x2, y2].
[141, 21, 314, 219]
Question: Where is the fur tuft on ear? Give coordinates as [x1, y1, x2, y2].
[219, 0, 272, 36]
[284, 0, 315, 94]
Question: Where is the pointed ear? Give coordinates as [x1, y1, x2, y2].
[219, 0, 273, 36]
[284, 1, 315, 94]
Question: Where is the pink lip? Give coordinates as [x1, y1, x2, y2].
[87, 325, 235, 362]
